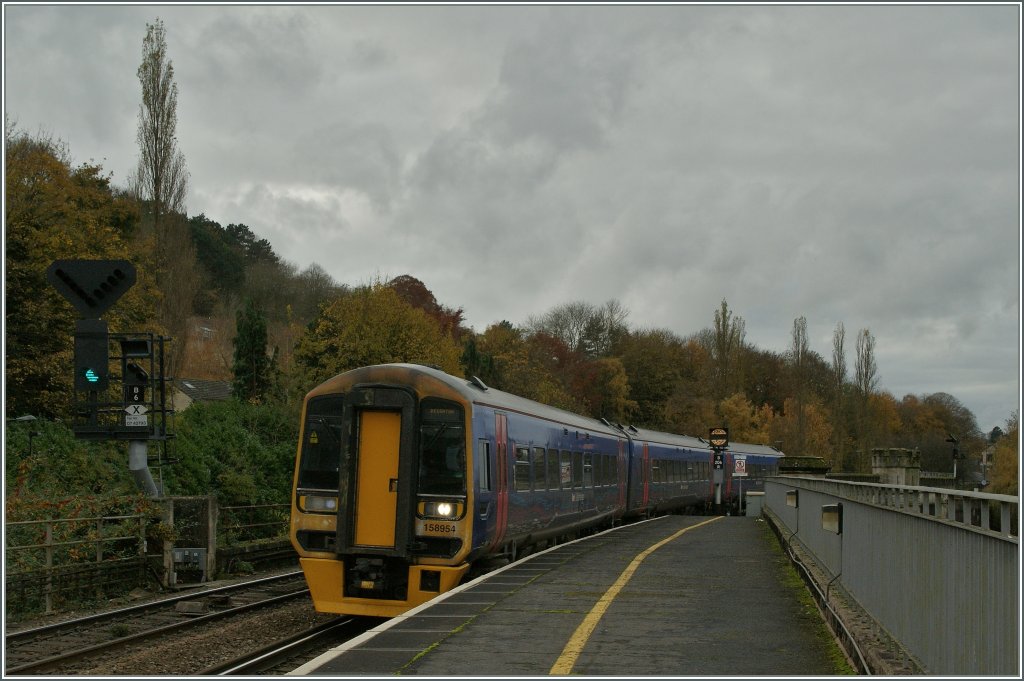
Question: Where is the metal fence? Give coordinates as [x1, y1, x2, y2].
[4, 514, 148, 615]
[765, 477, 1019, 676]
[218, 503, 290, 544]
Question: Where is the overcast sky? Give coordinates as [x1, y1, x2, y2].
[3, 3, 1020, 432]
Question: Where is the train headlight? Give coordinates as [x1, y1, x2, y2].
[301, 495, 339, 513]
[418, 499, 464, 519]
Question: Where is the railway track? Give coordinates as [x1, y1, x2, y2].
[4, 571, 309, 674]
[197, 616, 375, 675]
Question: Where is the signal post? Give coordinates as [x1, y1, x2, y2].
[46, 259, 174, 498]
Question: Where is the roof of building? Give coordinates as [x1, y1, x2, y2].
[175, 379, 232, 402]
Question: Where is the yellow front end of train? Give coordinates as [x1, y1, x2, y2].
[289, 365, 475, 618]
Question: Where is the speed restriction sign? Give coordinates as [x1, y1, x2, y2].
[734, 456, 748, 477]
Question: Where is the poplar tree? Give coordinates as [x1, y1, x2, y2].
[830, 322, 848, 469]
[131, 18, 198, 375]
[132, 17, 189, 241]
[789, 316, 809, 455]
[853, 328, 878, 468]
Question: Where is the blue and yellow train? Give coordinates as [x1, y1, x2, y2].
[290, 363, 782, 617]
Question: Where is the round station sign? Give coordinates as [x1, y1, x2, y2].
[709, 427, 729, 449]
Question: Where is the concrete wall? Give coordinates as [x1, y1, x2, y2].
[765, 476, 1018, 676]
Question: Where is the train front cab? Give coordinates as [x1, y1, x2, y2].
[290, 380, 473, 617]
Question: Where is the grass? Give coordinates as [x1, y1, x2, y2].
[760, 520, 856, 675]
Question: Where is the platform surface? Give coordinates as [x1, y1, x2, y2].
[294, 515, 845, 676]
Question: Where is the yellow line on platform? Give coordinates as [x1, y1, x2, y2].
[548, 516, 724, 675]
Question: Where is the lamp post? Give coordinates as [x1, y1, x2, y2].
[7, 415, 40, 456]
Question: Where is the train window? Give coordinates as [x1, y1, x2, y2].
[572, 451, 583, 488]
[532, 447, 546, 490]
[418, 399, 466, 495]
[560, 451, 572, 489]
[298, 394, 345, 489]
[583, 453, 593, 488]
[598, 454, 608, 486]
[514, 447, 531, 491]
[477, 441, 492, 492]
[547, 449, 561, 490]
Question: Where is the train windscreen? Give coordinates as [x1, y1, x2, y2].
[418, 399, 466, 495]
[298, 394, 345, 489]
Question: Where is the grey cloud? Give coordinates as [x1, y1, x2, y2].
[4, 4, 1018, 431]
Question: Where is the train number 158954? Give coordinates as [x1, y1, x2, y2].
[423, 522, 457, 534]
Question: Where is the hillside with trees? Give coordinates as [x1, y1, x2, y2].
[4, 19, 1016, 512]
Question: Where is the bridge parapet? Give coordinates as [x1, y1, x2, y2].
[765, 476, 1018, 676]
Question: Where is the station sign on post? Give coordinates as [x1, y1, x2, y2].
[709, 427, 728, 470]
[709, 427, 729, 450]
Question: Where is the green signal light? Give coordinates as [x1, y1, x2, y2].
[84, 368, 100, 383]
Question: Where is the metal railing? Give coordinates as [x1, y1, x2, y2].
[765, 477, 1019, 676]
[5, 514, 148, 614]
[217, 503, 290, 544]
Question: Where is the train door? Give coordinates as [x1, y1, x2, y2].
[490, 413, 509, 552]
[335, 387, 416, 559]
[354, 411, 401, 547]
[617, 440, 627, 509]
[641, 443, 650, 508]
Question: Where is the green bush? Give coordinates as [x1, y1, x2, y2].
[163, 399, 298, 505]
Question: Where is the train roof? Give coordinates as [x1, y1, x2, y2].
[325, 364, 785, 457]
[728, 442, 786, 458]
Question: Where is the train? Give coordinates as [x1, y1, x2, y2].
[289, 363, 783, 617]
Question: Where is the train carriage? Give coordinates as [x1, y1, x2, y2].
[290, 363, 784, 618]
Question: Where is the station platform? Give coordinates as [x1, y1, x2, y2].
[292, 515, 845, 676]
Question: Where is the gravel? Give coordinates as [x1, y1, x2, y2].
[75, 600, 336, 675]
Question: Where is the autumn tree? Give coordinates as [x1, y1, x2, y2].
[717, 393, 772, 445]
[4, 125, 156, 419]
[617, 328, 687, 429]
[744, 347, 786, 414]
[468, 322, 575, 410]
[293, 283, 462, 387]
[566, 357, 637, 422]
[988, 412, 1018, 495]
[388, 274, 466, 341]
[769, 398, 833, 460]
